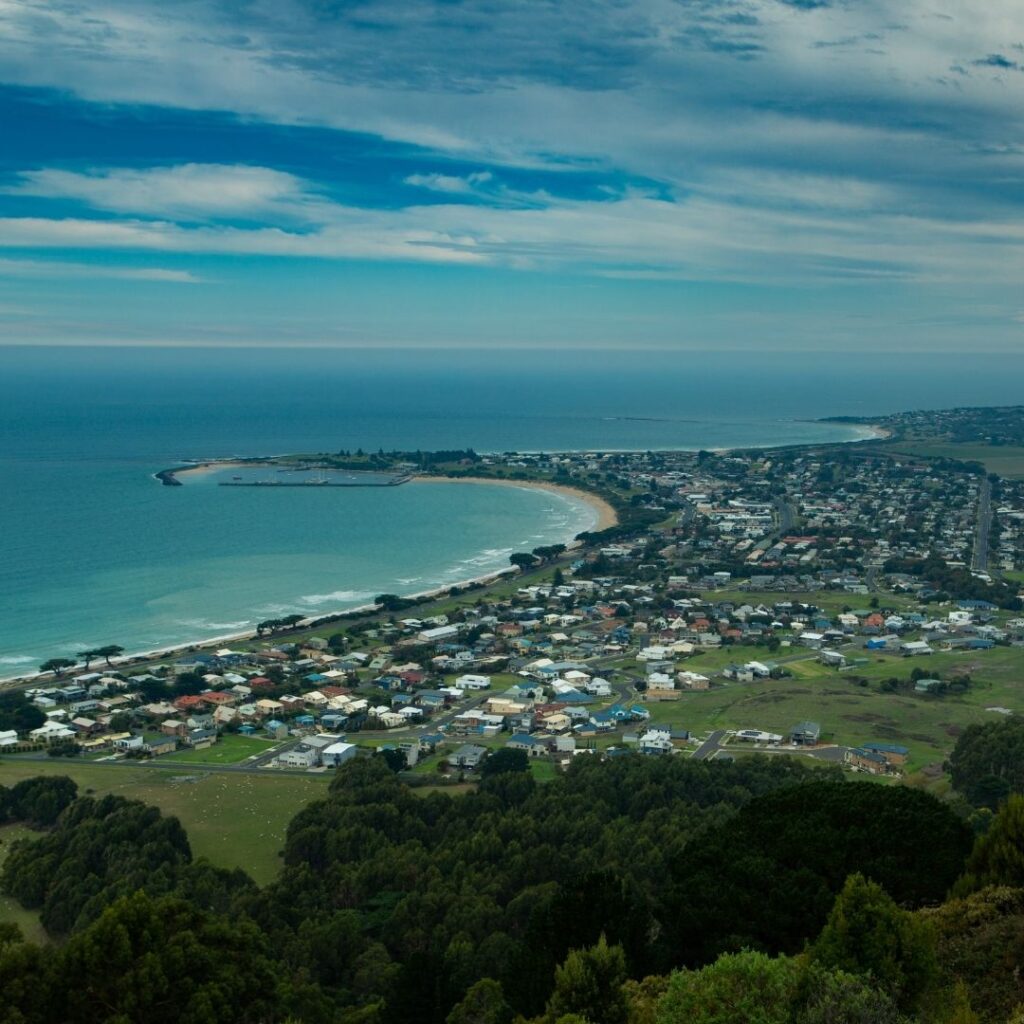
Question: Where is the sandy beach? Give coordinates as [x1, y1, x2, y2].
[411, 475, 619, 532]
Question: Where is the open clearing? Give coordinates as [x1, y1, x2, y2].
[162, 734, 280, 765]
[885, 442, 1024, 478]
[647, 644, 1024, 770]
[0, 761, 331, 885]
[0, 823, 47, 943]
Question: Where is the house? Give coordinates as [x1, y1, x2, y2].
[790, 721, 821, 746]
[0, 730, 20, 748]
[845, 747, 889, 775]
[278, 748, 319, 769]
[452, 743, 488, 769]
[265, 719, 289, 739]
[507, 734, 547, 757]
[143, 733, 177, 756]
[819, 650, 847, 668]
[455, 674, 491, 691]
[638, 726, 674, 755]
[113, 734, 145, 752]
[900, 640, 933, 657]
[321, 741, 358, 767]
[30, 720, 76, 743]
[861, 742, 909, 766]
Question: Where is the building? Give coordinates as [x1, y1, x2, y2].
[790, 721, 821, 746]
[452, 743, 488, 769]
[321, 741, 358, 768]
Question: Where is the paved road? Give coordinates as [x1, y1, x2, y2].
[692, 729, 727, 760]
[773, 495, 797, 537]
[973, 475, 992, 571]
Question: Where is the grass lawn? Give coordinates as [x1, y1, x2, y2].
[162, 734, 279, 765]
[529, 760, 559, 782]
[0, 761, 331, 885]
[885, 442, 1024, 479]
[646, 643, 1024, 772]
[0, 823, 48, 943]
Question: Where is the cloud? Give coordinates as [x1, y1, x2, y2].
[0, 257, 201, 282]
[2, 163, 1022, 288]
[403, 172, 494, 195]
[8, 164, 316, 221]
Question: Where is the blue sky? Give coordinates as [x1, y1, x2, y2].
[0, 0, 1022, 350]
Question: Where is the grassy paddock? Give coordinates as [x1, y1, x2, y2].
[162, 734, 280, 765]
[647, 643, 1024, 771]
[885, 442, 1024, 478]
[0, 761, 331, 885]
[0, 823, 48, 943]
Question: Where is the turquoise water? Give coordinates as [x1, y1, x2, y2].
[4, 345, 1024, 670]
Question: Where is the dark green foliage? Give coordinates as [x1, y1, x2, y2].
[0, 891, 279, 1024]
[260, 755, 823, 1021]
[0, 775, 77, 826]
[479, 747, 528, 778]
[1, 793, 192, 935]
[952, 794, 1024, 896]
[446, 978, 513, 1024]
[808, 874, 936, 1012]
[0, 691, 45, 734]
[656, 950, 801, 1024]
[922, 886, 1024, 1022]
[662, 781, 972, 965]
[547, 935, 628, 1024]
[947, 717, 1024, 808]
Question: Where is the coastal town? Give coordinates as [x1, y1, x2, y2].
[5, 405, 1024, 786]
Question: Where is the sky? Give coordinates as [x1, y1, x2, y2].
[0, 0, 1023, 351]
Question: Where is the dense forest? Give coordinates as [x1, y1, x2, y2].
[0, 755, 1022, 1023]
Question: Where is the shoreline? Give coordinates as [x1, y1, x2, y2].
[0, 564, 521, 686]
[410, 475, 618, 532]
[1, 477, 610, 686]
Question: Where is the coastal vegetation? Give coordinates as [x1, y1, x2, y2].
[0, 757, 1020, 1023]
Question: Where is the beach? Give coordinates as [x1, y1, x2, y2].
[411, 475, 619, 532]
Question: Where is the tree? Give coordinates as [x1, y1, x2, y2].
[808, 874, 937, 1012]
[446, 979, 513, 1024]
[76, 649, 97, 670]
[947, 717, 1024, 808]
[377, 748, 407, 773]
[0, 692, 45, 734]
[656, 951, 800, 1024]
[546, 935, 628, 1024]
[479, 748, 528, 779]
[553, 568, 566, 588]
[94, 645, 124, 667]
[39, 657, 76, 678]
[952, 794, 1024, 896]
[509, 552, 538, 571]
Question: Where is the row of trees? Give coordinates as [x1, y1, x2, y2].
[39, 644, 124, 676]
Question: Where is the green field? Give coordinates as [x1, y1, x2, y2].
[885, 442, 1024, 478]
[0, 823, 47, 943]
[0, 761, 331, 885]
[646, 644, 1024, 771]
[162, 734, 280, 765]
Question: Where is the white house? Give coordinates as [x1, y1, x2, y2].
[321, 741, 358, 767]
[455, 674, 491, 691]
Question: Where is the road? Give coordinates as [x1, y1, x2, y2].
[973, 475, 992, 571]
[691, 729, 727, 760]
[773, 496, 798, 538]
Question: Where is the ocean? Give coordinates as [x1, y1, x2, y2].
[3, 345, 1023, 671]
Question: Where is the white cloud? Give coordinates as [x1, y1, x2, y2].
[2, 164, 1022, 287]
[8, 164, 316, 221]
[0, 257, 201, 282]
